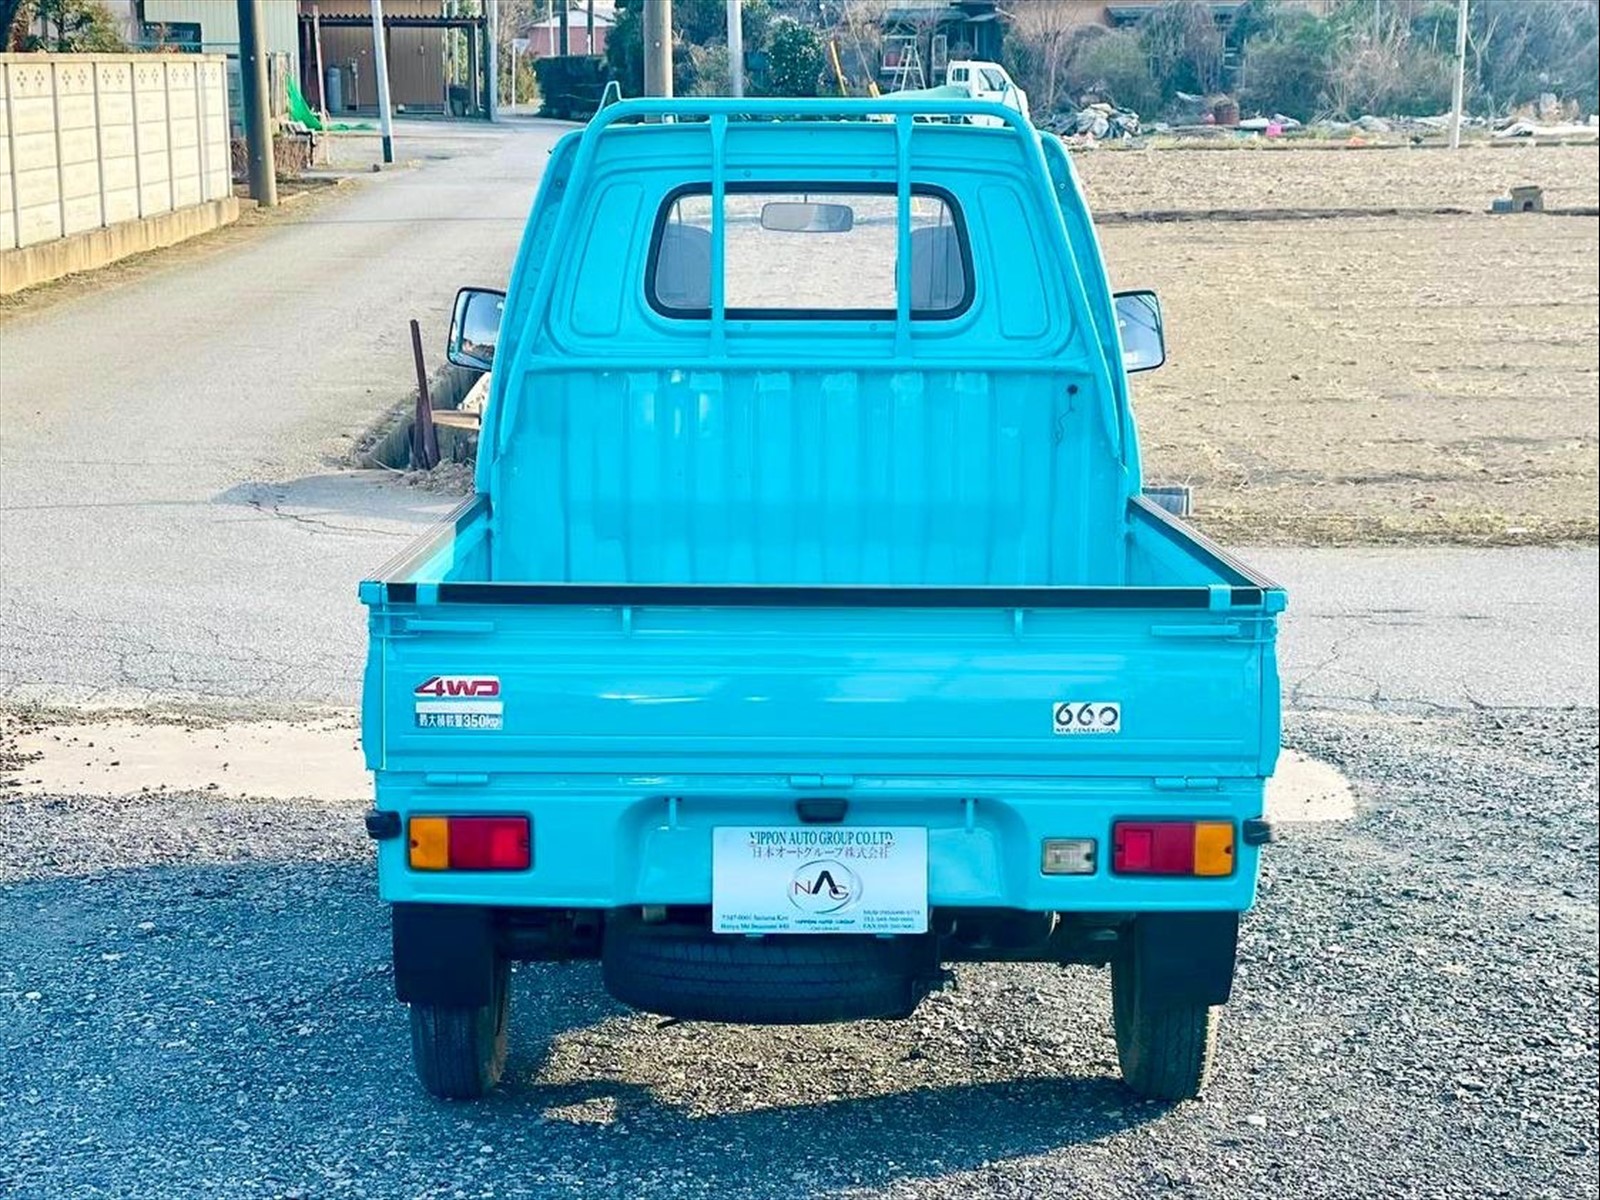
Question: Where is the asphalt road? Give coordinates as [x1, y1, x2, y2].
[1, 114, 1593, 714]
[0, 119, 565, 708]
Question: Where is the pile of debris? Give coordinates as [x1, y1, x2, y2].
[1042, 102, 1142, 142]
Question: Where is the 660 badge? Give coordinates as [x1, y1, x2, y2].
[1052, 701, 1121, 735]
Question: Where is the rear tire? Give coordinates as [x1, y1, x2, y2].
[409, 959, 510, 1099]
[1111, 952, 1217, 1101]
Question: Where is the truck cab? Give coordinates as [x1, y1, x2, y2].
[360, 98, 1285, 1103]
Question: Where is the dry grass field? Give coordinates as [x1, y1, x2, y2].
[1085, 145, 1599, 544]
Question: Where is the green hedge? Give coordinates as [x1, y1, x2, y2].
[534, 56, 611, 121]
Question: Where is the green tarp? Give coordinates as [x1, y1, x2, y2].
[285, 74, 374, 133]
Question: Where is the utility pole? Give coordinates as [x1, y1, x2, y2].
[1448, 0, 1469, 149]
[369, 0, 395, 162]
[486, 0, 499, 121]
[558, 0, 569, 56]
[235, 0, 277, 206]
[311, 4, 328, 124]
[643, 0, 672, 98]
[586, 0, 595, 55]
[726, 0, 743, 98]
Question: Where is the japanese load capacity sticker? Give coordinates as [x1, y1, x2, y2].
[414, 675, 503, 730]
[1053, 701, 1121, 735]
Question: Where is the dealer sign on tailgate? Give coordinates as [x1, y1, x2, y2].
[414, 676, 503, 729]
[712, 827, 928, 934]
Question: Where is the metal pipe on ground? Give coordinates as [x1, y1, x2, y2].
[410, 319, 440, 470]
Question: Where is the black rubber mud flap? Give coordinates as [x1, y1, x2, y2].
[601, 918, 940, 1024]
[1131, 911, 1239, 1007]
[393, 904, 495, 1007]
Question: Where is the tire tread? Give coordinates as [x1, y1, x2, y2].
[408, 963, 510, 1099]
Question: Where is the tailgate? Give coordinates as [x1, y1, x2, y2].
[367, 586, 1279, 781]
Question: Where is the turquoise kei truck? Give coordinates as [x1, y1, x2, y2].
[359, 98, 1287, 1102]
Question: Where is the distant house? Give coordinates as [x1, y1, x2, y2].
[879, 1, 1003, 89]
[872, 0, 1335, 90]
[1102, 0, 1334, 26]
[138, 0, 301, 66]
[520, 2, 613, 59]
[297, 2, 491, 118]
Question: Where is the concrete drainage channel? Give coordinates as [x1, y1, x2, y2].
[355, 363, 485, 473]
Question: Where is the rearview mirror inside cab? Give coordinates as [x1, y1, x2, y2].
[760, 201, 855, 234]
[447, 287, 506, 372]
[1115, 289, 1165, 372]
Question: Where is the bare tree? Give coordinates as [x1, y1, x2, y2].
[834, 0, 893, 91]
[1005, 0, 1100, 116]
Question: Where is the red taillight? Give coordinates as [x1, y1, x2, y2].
[1112, 820, 1235, 877]
[448, 816, 531, 870]
[410, 816, 531, 871]
[1114, 821, 1193, 874]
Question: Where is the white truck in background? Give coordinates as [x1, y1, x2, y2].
[896, 61, 1030, 129]
[944, 61, 1031, 125]
[885, 60, 1031, 128]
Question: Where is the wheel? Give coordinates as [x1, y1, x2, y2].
[602, 919, 934, 1024]
[1111, 951, 1218, 1101]
[408, 959, 510, 1099]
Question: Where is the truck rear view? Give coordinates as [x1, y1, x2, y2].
[360, 98, 1286, 1103]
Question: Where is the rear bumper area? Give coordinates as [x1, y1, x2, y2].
[372, 776, 1266, 912]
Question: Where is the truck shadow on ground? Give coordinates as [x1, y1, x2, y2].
[469, 962, 1165, 1189]
[4, 857, 1166, 1196]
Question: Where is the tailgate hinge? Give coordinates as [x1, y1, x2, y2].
[1150, 623, 1242, 639]
[1153, 776, 1222, 792]
[402, 618, 496, 635]
[371, 614, 496, 639]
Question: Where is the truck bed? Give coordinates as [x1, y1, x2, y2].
[359, 496, 1283, 911]
[363, 492, 1282, 774]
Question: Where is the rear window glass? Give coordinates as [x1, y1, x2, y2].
[648, 187, 971, 320]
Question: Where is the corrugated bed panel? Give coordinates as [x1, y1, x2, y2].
[498, 369, 1110, 586]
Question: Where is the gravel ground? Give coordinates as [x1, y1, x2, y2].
[1, 706, 1594, 1199]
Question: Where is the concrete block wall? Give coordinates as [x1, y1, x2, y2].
[0, 53, 232, 251]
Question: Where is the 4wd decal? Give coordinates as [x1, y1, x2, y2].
[414, 676, 503, 729]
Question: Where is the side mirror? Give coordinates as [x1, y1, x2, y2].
[1114, 289, 1165, 373]
[447, 287, 506, 372]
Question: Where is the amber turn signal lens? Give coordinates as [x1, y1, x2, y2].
[1192, 821, 1236, 877]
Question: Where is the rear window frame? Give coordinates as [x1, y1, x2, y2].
[644, 180, 976, 322]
